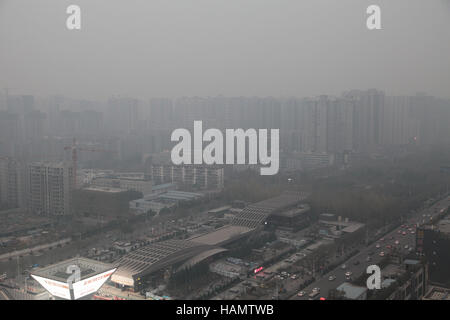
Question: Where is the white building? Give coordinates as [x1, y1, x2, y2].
[92, 174, 152, 195]
[28, 162, 74, 216]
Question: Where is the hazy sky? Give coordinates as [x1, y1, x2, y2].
[1, 0, 450, 99]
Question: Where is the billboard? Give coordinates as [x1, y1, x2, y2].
[32, 268, 116, 300]
[31, 275, 71, 300]
[72, 268, 116, 300]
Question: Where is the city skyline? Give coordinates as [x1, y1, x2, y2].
[1, 0, 450, 303]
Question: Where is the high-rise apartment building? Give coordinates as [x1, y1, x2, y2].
[28, 162, 74, 216]
[344, 89, 385, 152]
[0, 157, 27, 209]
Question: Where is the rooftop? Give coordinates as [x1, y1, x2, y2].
[423, 286, 450, 300]
[436, 219, 450, 234]
[83, 186, 127, 193]
[152, 183, 176, 191]
[231, 192, 310, 228]
[272, 204, 310, 218]
[111, 239, 219, 286]
[208, 206, 232, 214]
[189, 225, 254, 246]
[336, 282, 367, 300]
[31, 257, 115, 283]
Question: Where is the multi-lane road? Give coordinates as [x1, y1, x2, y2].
[291, 195, 450, 300]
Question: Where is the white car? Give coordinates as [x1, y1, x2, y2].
[341, 264, 347, 269]
[379, 251, 385, 257]
[297, 291, 306, 297]
[345, 271, 352, 277]
[376, 244, 380, 248]
[328, 275, 336, 281]
[395, 240, 400, 245]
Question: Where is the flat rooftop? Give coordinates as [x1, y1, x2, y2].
[423, 286, 450, 300]
[436, 219, 450, 234]
[208, 206, 232, 214]
[31, 257, 115, 283]
[319, 220, 365, 233]
[158, 190, 203, 201]
[382, 264, 404, 279]
[272, 204, 310, 218]
[336, 282, 367, 300]
[83, 186, 126, 193]
[189, 225, 254, 246]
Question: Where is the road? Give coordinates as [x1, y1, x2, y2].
[291, 195, 450, 300]
[0, 288, 11, 300]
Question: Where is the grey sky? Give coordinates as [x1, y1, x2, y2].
[1, 0, 449, 99]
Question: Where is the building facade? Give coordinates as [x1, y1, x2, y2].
[28, 162, 74, 216]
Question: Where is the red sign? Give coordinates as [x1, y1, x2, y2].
[254, 266, 264, 274]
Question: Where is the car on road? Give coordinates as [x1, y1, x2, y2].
[379, 251, 385, 257]
[376, 244, 380, 248]
[308, 290, 320, 299]
[404, 245, 409, 249]
[402, 232, 407, 236]
[395, 240, 399, 245]
[345, 271, 352, 278]
[328, 275, 336, 281]
[341, 264, 347, 269]
[297, 291, 306, 297]
[386, 245, 392, 249]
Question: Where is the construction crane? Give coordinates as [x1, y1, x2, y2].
[64, 138, 115, 187]
[2, 87, 16, 110]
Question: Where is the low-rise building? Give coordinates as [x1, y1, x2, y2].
[73, 186, 132, 219]
[129, 190, 204, 215]
[336, 282, 368, 300]
[92, 173, 152, 195]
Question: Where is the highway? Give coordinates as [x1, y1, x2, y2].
[291, 195, 450, 300]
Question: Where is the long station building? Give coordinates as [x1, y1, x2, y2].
[111, 192, 310, 290]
